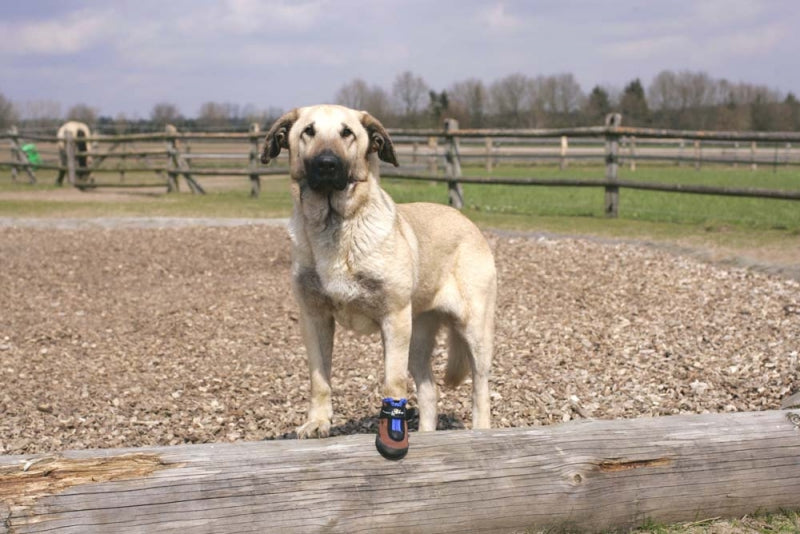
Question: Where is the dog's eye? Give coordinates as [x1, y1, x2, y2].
[303, 124, 316, 137]
[341, 126, 353, 138]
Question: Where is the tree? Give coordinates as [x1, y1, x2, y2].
[448, 78, 488, 127]
[66, 103, 98, 125]
[197, 102, 239, 129]
[784, 93, 800, 131]
[648, 70, 681, 111]
[0, 91, 18, 131]
[529, 73, 585, 126]
[150, 102, 182, 127]
[489, 73, 530, 127]
[584, 86, 611, 124]
[334, 79, 391, 118]
[392, 71, 429, 124]
[619, 78, 649, 125]
[428, 90, 449, 125]
[18, 100, 61, 130]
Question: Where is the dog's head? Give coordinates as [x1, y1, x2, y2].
[261, 105, 398, 196]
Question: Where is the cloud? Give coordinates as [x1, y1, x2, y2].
[481, 2, 523, 32]
[218, 0, 327, 34]
[604, 34, 690, 61]
[707, 22, 787, 58]
[0, 8, 114, 55]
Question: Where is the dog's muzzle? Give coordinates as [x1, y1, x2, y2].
[305, 150, 349, 193]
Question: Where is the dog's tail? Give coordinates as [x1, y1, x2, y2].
[443, 327, 471, 388]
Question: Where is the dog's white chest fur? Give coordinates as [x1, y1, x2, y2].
[291, 214, 392, 335]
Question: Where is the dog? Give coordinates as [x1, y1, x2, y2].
[261, 105, 496, 457]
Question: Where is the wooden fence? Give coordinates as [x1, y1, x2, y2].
[3, 117, 800, 215]
[2, 409, 800, 533]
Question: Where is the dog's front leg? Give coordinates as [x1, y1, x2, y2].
[375, 305, 413, 459]
[296, 309, 335, 439]
[380, 305, 412, 400]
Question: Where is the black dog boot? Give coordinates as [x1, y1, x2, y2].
[376, 398, 409, 460]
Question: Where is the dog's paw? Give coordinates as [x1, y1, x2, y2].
[296, 419, 331, 439]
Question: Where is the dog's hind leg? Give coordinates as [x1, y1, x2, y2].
[408, 312, 441, 432]
[448, 283, 495, 430]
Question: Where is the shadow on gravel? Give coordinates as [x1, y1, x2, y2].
[267, 410, 467, 440]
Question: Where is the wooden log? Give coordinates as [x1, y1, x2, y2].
[1, 410, 799, 533]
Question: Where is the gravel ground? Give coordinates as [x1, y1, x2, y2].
[1, 220, 798, 455]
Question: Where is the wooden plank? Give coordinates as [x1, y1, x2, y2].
[1, 410, 799, 533]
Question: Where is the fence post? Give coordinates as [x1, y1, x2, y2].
[677, 139, 685, 166]
[628, 136, 636, 172]
[249, 123, 262, 197]
[444, 118, 464, 210]
[694, 140, 701, 170]
[604, 113, 621, 218]
[7, 126, 37, 184]
[65, 131, 77, 186]
[485, 137, 493, 173]
[165, 125, 180, 193]
[751, 141, 757, 171]
[559, 135, 568, 170]
[166, 125, 205, 194]
[427, 136, 438, 174]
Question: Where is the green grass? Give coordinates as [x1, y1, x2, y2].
[1, 164, 798, 262]
[382, 164, 800, 231]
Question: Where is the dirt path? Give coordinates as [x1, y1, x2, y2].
[1, 219, 797, 456]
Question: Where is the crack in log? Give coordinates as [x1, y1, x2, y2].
[598, 457, 672, 472]
[0, 453, 173, 514]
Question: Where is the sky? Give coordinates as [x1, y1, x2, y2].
[1, 0, 798, 119]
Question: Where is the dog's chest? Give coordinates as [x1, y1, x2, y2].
[301, 255, 384, 334]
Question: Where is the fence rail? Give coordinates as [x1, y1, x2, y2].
[3, 117, 800, 214]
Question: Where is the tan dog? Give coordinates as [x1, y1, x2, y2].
[262, 105, 496, 446]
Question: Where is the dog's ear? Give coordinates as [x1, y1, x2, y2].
[361, 112, 398, 167]
[261, 109, 299, 164]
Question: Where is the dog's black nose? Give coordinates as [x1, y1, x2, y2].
[306, 150, 348, 192]
[316, 154, 339, 174]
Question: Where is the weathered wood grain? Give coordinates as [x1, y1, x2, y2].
[2, 410, 799, 533]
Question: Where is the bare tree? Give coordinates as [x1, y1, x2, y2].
[0, 91, 18, 131]
[448, 78, 488, 127]
[392, 71, 429, 123]
[335, 79, 391, 117]
[489, 73, 530, 127]
[197, 102, 240, 129]
[66, 103, 98, 125]
[150, 102, 182, 127]
[18, 99, 61, 130]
